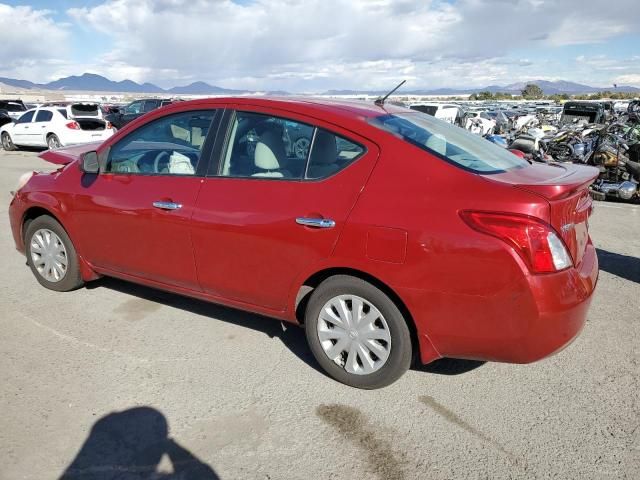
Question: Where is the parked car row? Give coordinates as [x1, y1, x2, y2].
[0, 98, 179, 151]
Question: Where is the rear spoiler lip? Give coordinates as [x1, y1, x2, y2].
[515, 164, 600, 201]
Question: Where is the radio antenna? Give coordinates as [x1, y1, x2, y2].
[375, 80, 406, 106]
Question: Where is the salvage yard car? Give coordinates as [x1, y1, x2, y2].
[8, 97, 599, 389]
[1, 106, 115, 150]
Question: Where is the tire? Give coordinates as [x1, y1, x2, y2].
[304, 275, 412, 389]
[25, 216, 84, 292]
[47, 134, 61, 150]
[1, 132, 16, 151]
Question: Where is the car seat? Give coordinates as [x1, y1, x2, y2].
[252, 129, 289, 177]
[307, 130, 339, 179]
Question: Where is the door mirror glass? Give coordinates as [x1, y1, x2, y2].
[81, 151, 100, 174]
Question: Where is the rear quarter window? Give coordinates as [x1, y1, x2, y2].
[369, 112, 528, 174]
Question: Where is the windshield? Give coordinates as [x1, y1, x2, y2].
[369, 112, 528, 174]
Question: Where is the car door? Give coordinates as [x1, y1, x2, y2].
[190, 107, 379, 311]
[11, 110, 35, 145]
[73, 109, 220, 290]
[32, 109, 54, 146]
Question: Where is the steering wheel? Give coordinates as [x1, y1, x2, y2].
[153, 151, 171, 173]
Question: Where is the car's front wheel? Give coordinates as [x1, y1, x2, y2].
[1, 132, 16, 151]
[305, 275, 412, 389]
[25, 216, 84, 292]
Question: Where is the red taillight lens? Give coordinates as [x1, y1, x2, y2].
[460, 211, 573, 274]
[65, 121, 80, 130]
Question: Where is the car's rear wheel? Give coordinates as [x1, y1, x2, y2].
[47, 134, 61, 150]
[1, 132, 16, 151]
[25, 216, 84, 292]
[305, 275, 412, 389]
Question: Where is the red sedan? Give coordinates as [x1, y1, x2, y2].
[8, 97, 599, 389]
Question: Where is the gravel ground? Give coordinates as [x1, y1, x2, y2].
[0, 150, 638, 480]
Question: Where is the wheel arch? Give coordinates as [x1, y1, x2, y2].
[294, 266, 420, 361]
[21, 205, 99, 282]
[22, 206, 64, 242]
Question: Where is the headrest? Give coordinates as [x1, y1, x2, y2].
[309, 130, 337, 165]
[254, 129, 285, 170]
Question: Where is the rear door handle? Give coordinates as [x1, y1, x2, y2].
[152, 201, 182, 210]
[296, 217, 335, 228]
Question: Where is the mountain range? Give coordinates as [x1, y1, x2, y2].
[0, 73, 638, 96]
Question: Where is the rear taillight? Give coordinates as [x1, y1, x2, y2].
[460, 211, 573, 274]
[65, 121, 80, 130]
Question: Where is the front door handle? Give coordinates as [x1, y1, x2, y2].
[152, 201, 182, 210]
[296, 217, 336, 228]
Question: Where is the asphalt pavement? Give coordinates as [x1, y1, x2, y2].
[0, 150, 638, 479]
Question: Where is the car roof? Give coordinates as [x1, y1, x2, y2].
[169, 96, 410, 121]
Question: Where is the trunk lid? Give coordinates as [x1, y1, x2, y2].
[39, 142, 103, 165]
[488, 162, 599, 266]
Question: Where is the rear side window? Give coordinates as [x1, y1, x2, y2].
[218, 111, 365, 180]
[35, 110, 53, 122]
[143, 100, 159, 112]
[58, 109, 68, 119]
[106, 110, 216, 175]
[369, 112, 528, 174]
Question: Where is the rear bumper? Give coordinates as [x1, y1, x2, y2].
[403, 242, 598, 365]
[59, 129, 114, 147]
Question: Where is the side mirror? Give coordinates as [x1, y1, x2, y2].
[80, 151, 100, 174]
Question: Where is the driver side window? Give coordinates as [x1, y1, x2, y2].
[106, 110, 216, 176]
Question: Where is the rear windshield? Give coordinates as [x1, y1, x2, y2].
[369, 112, 528, 174]
[71, 104, 99, 117]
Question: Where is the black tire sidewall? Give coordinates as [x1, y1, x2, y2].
[305, 275, 412, 389]
[2, 133, 16, 151]
[25, 216, 83, 292]
[47, 135, 60, 150]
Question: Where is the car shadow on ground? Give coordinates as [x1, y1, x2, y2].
[414, 358, 486, 375]
[59, 406, 219, 479]
[88, 277, 324, 375]
[89, 277, 485, 379]
[596, 248, 640, 284]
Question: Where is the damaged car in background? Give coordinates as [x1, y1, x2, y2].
[0, 103, 115, 151]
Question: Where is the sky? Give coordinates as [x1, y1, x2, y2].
[0, 0, 639, 92]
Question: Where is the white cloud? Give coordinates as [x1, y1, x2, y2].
[2, 0, 640, 90]
[0, 4, 70, 77]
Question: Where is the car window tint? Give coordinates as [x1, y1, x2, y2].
[219, 112, 313, 180]
[106, 110, 216, 175]
[305, 129, 365, 180]
[143, 100, 159, 113]
[35, 110, 53, 122]
[369, 112, 528, 174]
[125, 102, 142, 115]
[16, 111, 35, 124]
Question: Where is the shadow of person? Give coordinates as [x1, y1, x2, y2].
[59, 407, 218, 479]
[596, 248, 640, 284]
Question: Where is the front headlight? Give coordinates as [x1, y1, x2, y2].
[11, 171, 35, 196]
